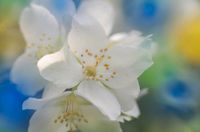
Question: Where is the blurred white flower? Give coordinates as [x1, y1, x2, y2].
[11, 0, 76, 96]
[38, 0, 154, 121]
[32, 0, 76, 32]
[23, 88, 122, 132]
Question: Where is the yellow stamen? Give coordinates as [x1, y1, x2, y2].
[54, 94, 88, 131]
[84, 66, 96, 78]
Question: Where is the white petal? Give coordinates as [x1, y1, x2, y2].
[107, 45, 147, 68]
[38, 47, 83, 88]
[139, 88, 149, 98]
[20, 4, 60, 47]
[109, 32, 128, 42]
[106, 32, 153, 69]
[111, 80, 141, 118]
[78, 0, 115, 35]
[23, 98, 49, 110]
[79, 106, 122, 132]
[68, 13, 108, 64]
[100, 33, 153, 89]
[23, 92, 69, 110]
[28, 99, 66, 132]
[117, 115, 132, 123]
[11, 53, 46, 96]
[109, 31, 143, 46]
[42, 83, 66, 98]
[77, 80, 121, 120]
[32, 0, 75, 32]
[102, 62, 152, 89]
[125, 102, 140, 118]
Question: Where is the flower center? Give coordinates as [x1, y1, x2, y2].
[72, 48, 117, 81]
[27, 33, 60, 60]
[54, 93, 88, 131]
[84, 66, 96, 78]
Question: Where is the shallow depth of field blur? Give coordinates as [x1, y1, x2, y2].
[1, 0, 200, 132]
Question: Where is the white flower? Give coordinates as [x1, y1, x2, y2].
[38, 0, 154, 120]
[11, 0, 75, 96]
[32, 0, 76, 32]
[23, 88, 122, 132]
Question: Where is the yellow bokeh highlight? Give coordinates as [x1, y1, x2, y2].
[174, 16, 200, 65]
[0, 16, 25, 62]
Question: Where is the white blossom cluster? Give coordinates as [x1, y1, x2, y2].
[11, 0, 154, 131]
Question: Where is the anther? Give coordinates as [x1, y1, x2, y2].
[84, 66, 96, 78]
[88, 52, 92, 56]
[104, 64, 109, 67]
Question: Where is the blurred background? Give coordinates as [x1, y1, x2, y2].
[1, 0, 200, 131]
